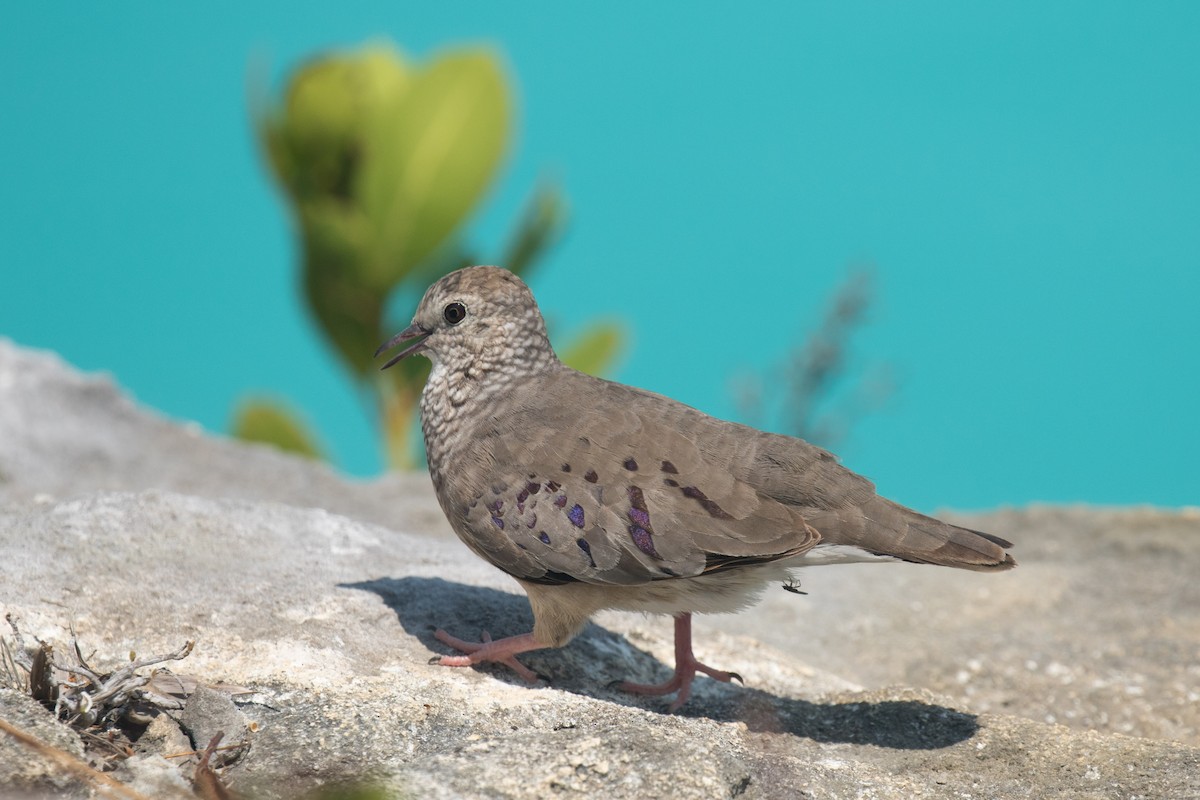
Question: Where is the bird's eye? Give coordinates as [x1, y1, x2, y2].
[443, 302, 467, 325]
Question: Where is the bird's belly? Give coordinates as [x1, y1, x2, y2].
[596, 561, 796, 616]
[588, 547, 898, 617]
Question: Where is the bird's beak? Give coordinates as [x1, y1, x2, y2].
[375, 324, 433, 370]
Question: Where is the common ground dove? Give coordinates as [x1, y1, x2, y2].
[377, 265, 1015, 710]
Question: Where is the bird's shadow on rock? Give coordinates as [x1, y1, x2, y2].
[342, 576, 977, 750]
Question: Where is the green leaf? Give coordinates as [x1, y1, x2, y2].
[559, 322, 625, 377]
[272, 46, 413, 204]
[360, 48, 510, 288]
[302, 248, 385, 378]
[232, 398, 325, 460]
[501, 182, 567, 278]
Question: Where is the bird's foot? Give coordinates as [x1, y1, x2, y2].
[615, 658, 742, 712]
[433, 629, 543, 683]
[613, 613, 743, 712]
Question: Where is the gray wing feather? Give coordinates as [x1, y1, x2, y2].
[453, 382, 819, 586]
[447, 368, 1011, 584]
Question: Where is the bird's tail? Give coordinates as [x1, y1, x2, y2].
[809, 497, 1016, 571]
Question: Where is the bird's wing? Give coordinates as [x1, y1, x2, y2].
[450, 376, 821, 587]
[697, 391, 1014, 570]
[449, 368, 1011, 585]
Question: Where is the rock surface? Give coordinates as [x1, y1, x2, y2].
[1, 338, 1198, 799]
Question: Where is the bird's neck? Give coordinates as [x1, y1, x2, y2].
[419, 352, 560, 481]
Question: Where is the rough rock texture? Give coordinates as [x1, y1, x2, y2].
[0, 338, 445, 534]
[0, 691, 90, 799]
[1, 338, 1198, 799]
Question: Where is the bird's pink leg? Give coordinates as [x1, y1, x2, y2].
[433, 629, 545, 683]
[616, 613, 743, 712]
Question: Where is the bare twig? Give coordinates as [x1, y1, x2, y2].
[2, 614, 54, 699]
[5, 615, 195, 729]
[194, 732, 237, 800]
[6, 613, 29, 650]
[161, 741, 251, 760]
[3, 613, 32, 686]
[55, 640, 195, 726]
[2, 616, 211, 794]
[77, 726, 135, 761]
[0, 634, 27, 691]
[67, 632, 104, 685]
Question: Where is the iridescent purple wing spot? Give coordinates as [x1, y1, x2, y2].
[626, 486, 656, 534]
[568, 504, 585, 528]
[629, 525, 660, 558]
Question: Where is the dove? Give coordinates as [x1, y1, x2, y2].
[376, 265, 1015, 710]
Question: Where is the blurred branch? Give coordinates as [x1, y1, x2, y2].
[734, 267, 893, 449]
[501, 182, 568, 278]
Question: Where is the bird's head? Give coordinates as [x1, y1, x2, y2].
[375, 265, 557, 376]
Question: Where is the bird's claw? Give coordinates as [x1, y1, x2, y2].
[431, 628, 542, 683]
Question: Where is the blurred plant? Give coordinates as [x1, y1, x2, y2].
[733, 268, 895, 449]
[241, 40, 623, 470]
[232, 396, 324, 460]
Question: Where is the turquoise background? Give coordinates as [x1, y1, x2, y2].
[2, 3, 1197, 510]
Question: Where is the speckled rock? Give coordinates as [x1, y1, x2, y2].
[1, 340, 1198, 799]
